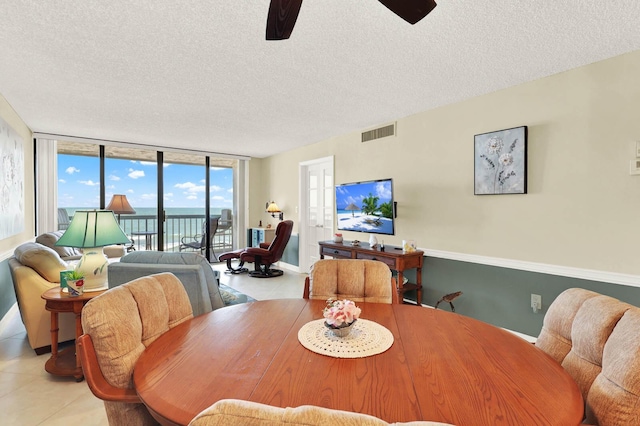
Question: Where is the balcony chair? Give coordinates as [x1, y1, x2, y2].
[179, 217, 220, 262]
[219, 220, 293, 278]
[303, 259, 398, 304]
[78, 272, 193, 426]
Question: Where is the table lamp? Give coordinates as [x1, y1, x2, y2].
[106, 194, 136, 222]
[55, 210, 131, 292]
[266, 201, 283, 221]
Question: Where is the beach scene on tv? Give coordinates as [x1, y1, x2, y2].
[336, 179, 394, 235]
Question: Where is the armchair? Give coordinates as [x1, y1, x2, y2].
[219, 220, 293, 278]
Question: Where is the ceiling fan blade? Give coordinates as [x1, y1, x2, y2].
[266, 0, 303, 40]
[378, 0, 437, 25]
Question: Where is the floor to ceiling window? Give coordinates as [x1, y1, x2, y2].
[55, 140, 240, 259]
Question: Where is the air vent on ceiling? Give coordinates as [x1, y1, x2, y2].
[361, 123, 396, 142]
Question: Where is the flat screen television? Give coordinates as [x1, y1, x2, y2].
[336, 178, 395, 236]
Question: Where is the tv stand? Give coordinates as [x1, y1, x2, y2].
[318, 240, 424, 305]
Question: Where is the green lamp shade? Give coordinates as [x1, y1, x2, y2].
[55, 210, 131, 248]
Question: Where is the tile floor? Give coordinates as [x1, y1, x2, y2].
[0, 262, 306, 426]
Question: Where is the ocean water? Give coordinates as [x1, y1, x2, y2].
[61, 207, 227, 249]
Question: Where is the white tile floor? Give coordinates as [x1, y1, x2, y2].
[0, 262, 306, 426]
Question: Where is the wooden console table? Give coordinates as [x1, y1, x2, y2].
[318, 241, 424, 305]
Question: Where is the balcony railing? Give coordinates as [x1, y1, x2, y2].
[61, 213, 234, 255]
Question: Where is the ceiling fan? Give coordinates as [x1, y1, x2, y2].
[266, 0, 437, 40]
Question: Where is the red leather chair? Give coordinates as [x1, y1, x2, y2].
[219, 220, 293, 278]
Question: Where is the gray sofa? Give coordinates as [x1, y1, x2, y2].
[107, 251, 225, 316]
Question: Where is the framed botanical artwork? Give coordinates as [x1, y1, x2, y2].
[474, 126, 527, 195]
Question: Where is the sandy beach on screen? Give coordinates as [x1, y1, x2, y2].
[337, 212, 393, 234]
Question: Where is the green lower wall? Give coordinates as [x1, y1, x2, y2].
[409, 257, 640, 337]
[282, 234, 299, 266]
[0, 258, 16, 320]
[288, 247, 640, 338]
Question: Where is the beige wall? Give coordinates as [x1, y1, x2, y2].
[255, 50, 640, 276]
[0, 94, 33, 257]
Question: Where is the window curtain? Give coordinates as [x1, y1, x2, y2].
[35, 138, 58, 234]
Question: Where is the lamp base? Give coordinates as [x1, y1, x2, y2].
[76, 248, 110, 292]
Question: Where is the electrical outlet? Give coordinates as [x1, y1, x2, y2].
[531, 294, 542, 313]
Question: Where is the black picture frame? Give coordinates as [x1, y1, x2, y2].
[474, 126, 527, 195]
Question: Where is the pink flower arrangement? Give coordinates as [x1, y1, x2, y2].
[323, 299, 361, 328]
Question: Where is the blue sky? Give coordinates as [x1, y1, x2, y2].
[58, 154, 233, 209]
[335, 179, 393, 210]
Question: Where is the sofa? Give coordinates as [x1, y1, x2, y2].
[107, 251, 225, 316]
[8, 242, 77, 354]
[35, 230, 125, 261]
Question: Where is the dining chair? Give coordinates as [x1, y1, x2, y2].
[303, 259, 398, 304]
[78, 272, 194, 426]
[180, 217, 220, 262]
[188, 398, 454, 425]
[584, 307, 640, 425]
[535, 288, 599, 364]
[561, 294, 631, 401]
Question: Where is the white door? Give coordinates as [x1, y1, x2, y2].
[299, 156, 334, 273]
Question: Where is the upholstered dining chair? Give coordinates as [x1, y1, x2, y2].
[188, 399, 454, 426]
[78, 272, 193, 426]
[560, 294, 631, 401]
[535, 288, 599, 364]
[584, 307, 640, 425]
[303, 259, 398, 304]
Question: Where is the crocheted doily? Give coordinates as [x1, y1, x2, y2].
[297, 319, 394, 359]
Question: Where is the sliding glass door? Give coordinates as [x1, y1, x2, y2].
[56, 141, 239, 261]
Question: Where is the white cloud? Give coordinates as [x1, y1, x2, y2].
[59, 179, 66, 184]
[79, 180, 99, 186]
[127, 189, 134, 193]
[65, 166, 80, 175]
[141, 193, 156, 200]
[210, 185, 222, 192]
[128, 169, 145, 179]
[227, 188, 233, 193]
[109, 174, 120, 181]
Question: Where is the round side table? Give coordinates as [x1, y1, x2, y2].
[41, 287, 105, 381]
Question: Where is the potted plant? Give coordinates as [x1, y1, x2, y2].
[65, 269, 85, 297]
[323, 299, 361, 337]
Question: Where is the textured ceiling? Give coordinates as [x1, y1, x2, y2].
[1, 1, 639, 158]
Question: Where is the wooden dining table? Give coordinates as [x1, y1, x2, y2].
[133, 299, 584, 426]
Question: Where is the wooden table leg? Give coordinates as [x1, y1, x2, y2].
[73, 302, 85, 381]
[49, 311, 59, 363]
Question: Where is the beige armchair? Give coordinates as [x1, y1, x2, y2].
[303, 259, 398, 304]
[8, 242, 76, 354]
[78, 272, 193, 426]
[188, 399, 454, 426]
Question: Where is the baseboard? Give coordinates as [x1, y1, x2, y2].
[277, 261, 301, 274]
[423, 248, 640, 288]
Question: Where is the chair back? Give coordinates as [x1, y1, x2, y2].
[304, 259, 396, 304]
[80, 272, 193, 425]
[535, 288, 599, 364]
[585, 307, 640, 425]
[201, 217, 220, 249]
[265, 220, 293, 263]
[188, 398, 454, 426]
[218, 209, 232, 230]
[57, 208, 70, 230]
[561, 295, 631, 401]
